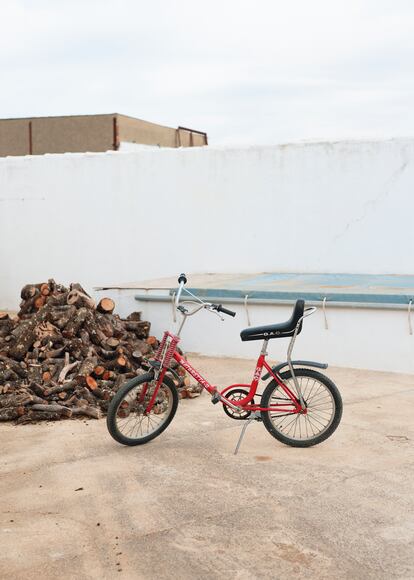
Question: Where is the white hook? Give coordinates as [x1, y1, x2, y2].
[322, 297, 329, 330]
[172, 292, 177, 323]
[244, 294, 251, 326]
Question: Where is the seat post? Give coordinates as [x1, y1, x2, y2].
[260, 339, 269, 356]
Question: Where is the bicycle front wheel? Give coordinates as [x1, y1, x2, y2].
[107, 372, 178, 446]
[261, 368, 342, 447]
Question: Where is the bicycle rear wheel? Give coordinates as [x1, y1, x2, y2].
[261, 368, 342, 447]
[107, 373, 178, 446]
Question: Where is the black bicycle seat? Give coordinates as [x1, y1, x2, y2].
[240, 300, 305, 342]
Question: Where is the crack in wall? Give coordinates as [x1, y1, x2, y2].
[332, 158, 410, 244]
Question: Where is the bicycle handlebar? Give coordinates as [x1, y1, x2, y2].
[214, 304, 236, 317]
[174, 273, 237, 319]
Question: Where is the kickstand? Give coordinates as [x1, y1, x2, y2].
[234, 412, 260, 455]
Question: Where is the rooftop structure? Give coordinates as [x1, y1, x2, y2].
[0, 113, 208, 157]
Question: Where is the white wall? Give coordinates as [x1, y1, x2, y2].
[1, 139, 414, 311]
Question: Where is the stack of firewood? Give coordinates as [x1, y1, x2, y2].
[0, 280, 201, 423]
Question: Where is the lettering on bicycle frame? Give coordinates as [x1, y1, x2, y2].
[253, 365, 262, 382]
[178, 357, 212, 390]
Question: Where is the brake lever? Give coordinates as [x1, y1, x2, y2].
[205, 304, 224, 321]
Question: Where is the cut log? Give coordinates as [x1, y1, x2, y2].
[97, 298, 115, 314]
[34, 295, 46, 310]
[77, 357, 97, 378]
[63, 338, 83, 359]
[28, 382, 45, 397]
[0, 406, 25, 421]
[18, 293, 40, 317]
[0, 393, 33, 408]
[124, 321, 150, 335]
[17, 411, 63, 423]
[71, 406, 101, 419]
[67, 290, 95, 309]
[43, 346, 65, 359]
[89, 385, 107, 399]
[105, 337, 120, 349]
[47, 291, 70, 308]
[0, 356, 28, 379]
[35, 321, 60, 341]
[83, 313, 108, 346]
[0, 369, 19, 382]
[63, 307, 88, 337]
[31, 404, 72, 417]
[40, 283, 50, 296]
[42, 371, 52, 383]
[105, 355, 128, 371]
[20, 285, 37, 300]
[85, 376, 98, 390]
[126, 311, 142, 321]
[78, 387, 96, 405]
[9, 305, 50, 360]
[93, 365, 105, 377]
[43, 380, 77, 397]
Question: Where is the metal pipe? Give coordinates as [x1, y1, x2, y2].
[134, 294, 412, 311]
[28, 121, 33, 155]
[113, 116, 119, 151]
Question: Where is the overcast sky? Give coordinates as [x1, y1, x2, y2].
[1, 0, 414, 145]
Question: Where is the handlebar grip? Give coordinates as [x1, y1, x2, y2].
[178, 273, 187, 284]
[217, 304, 236, 317]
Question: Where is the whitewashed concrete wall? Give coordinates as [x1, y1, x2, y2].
[1, 139, 413, 311]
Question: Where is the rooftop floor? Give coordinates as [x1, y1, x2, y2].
[1, 355, 413, 579]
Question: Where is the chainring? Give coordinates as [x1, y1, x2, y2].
[222, 388, 255, 420]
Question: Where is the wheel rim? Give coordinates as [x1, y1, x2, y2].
[268, 376, 335, 441]
[115, 380, 173, 440]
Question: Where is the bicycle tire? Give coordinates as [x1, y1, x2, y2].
[107, 372, 178, 446]
[261, 368, 342, 447]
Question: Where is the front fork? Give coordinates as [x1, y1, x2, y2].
[142, 368, 167, 413]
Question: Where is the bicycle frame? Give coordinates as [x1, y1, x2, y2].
[142, 279, 316, 415]
[173, 344, 303, 414]
[145, 333, 304, 415]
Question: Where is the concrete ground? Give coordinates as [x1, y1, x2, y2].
[1, 355, 413, 580]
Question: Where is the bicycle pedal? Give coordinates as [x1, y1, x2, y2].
[211, 392, 221, 405]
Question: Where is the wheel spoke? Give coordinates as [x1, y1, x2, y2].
[113, 381, 174, 441]
[264, 372, 337, 443]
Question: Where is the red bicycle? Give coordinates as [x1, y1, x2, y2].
[107, 274, 343, 453]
